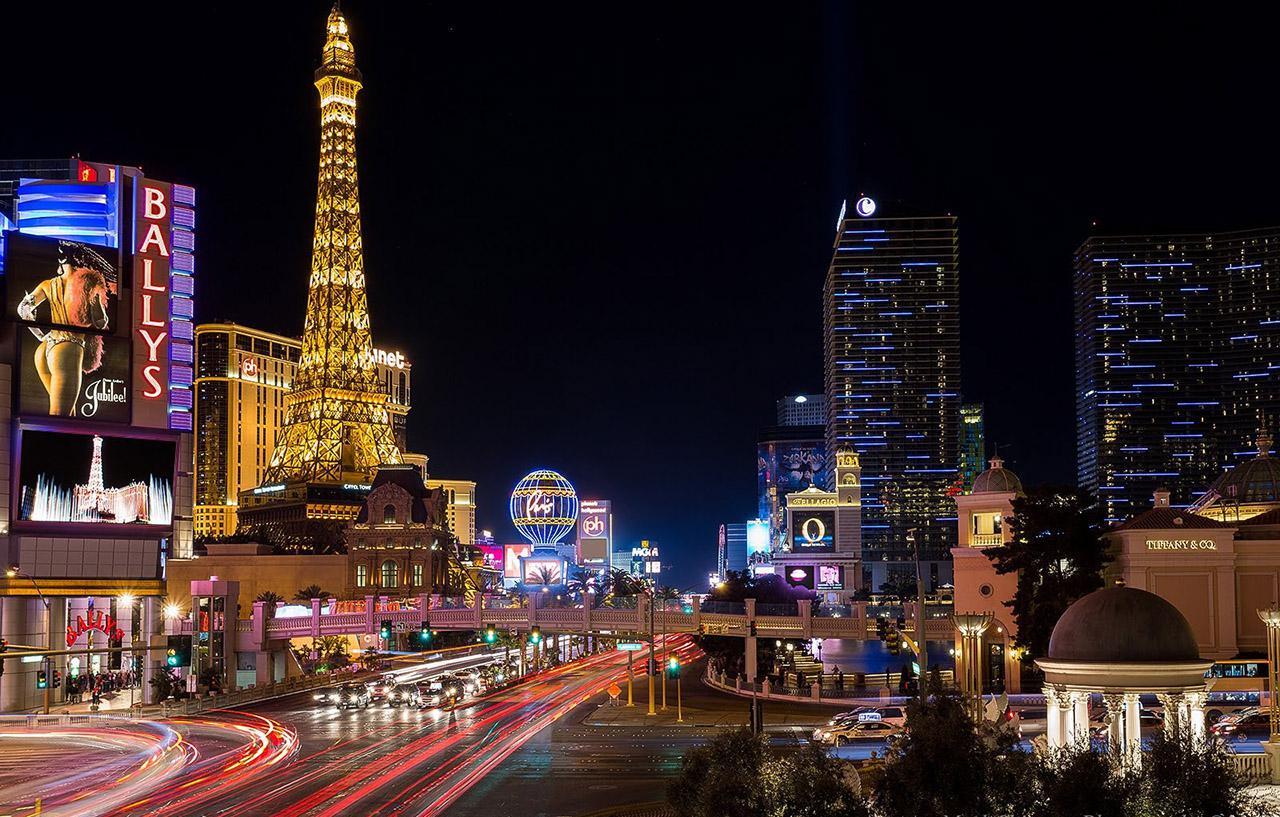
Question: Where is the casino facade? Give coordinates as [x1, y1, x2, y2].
[0, 159, 195, 711]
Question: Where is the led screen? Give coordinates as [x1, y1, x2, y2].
[790, 510, 836, 553]
[17, 429, 175, 527]
[6, 233, 120, 334]
[503, 543, 531, 578]
[18, 330, 131, 423]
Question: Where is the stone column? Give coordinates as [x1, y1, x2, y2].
[140, 597, 162, 705]
[1045, 685, 1064, 748]
[1185, 692, 1207, 741]
[1122, 693, 1142, 765]
[1103, 693, 1124, 752]
[1158, 693, 1183, 735]
[1068, 690, 1090, 745]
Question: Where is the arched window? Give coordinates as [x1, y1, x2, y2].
[355, 564, 368, 588]
[383, 504, 396, 524]
[412, 563, 424, 586]
[380, 559, 399, 589]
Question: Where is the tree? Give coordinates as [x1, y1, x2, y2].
[982, 487, 1110, 662]
[1138, 727, 1267, 817]
[654, 585, 681, 610]
[566, 569, 599, 604]
[878, 576, 916, 604]
[255, 590, 285, 605]
[294, 584, 332, 601]
[1027, 744, 1139, 817]
[874, 677, 1032, 817]
[668, 728, 866, 817]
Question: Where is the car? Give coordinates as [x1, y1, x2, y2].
[336, 683, 371, 709]
[387, 683, 420, 707]
[826, 707, 876, 727]
[1211, 711, 1269, 741]
[872, 706, 906, 728]
[367, 677, 395, 701]
[813, 720, 900, 746]
[312, 687, 339, 706]
[1012, 708, 1047, 738]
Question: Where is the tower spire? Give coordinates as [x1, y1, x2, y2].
[262, 6, 401, 485]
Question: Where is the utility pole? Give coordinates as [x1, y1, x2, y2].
[909, 528, 928, 699]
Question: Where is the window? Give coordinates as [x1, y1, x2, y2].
[356, 564, 368, 588]
[383, 504, 396, 524]
[412, 563, 423, 586]
[380, 560, 399, 589]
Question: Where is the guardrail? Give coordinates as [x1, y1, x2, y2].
[1229, 751, 1272, 783]
[179, 595, 959, 654]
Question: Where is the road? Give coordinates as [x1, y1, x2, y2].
[2, 637, 848, 816]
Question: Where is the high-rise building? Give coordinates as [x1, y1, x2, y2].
[424, 478, 476, 545]
[777, 394, 826, 426]
[193, 323, 412, 538]
[957, 403, 985, 493]
[0, 157, 75, 220]
[1075, 229, 1280, 522]
[723, 523, 748, 574]
[823, 196, 961, 570]
[238, 6, 403, 540]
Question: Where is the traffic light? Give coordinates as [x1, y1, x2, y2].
[52, 669, 61, 689]
[379, 620, 393, 641]
[0, 637, 7, 677]
[484, 625, 497, 644]
[166, 635, 192, 668]
[876, 617, 888, 641]
[529, 626, 542, 645]
[667, 656, 681, 678]
[696, 623, 705, 636]
[419, 621, 433, 644]
[748, 621, 757, 638]
[36, 670, 48, 689]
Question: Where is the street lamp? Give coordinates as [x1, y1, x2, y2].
[8, 567, 52, 713]
[6, 567, 50, 611]
[952, 612, 993, 720]
[1258, 606, 1280, 741]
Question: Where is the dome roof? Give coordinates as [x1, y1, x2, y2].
[1206, 431, 1280, 506]
[971, 456, 1023, 495]
[1048, 585, 1200, 663]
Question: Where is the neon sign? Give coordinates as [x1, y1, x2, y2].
[65, 610, 125, 647]
[855, 196, 876, 217]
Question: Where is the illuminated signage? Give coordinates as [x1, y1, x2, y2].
[817, 564, 844, 590]
[16, 177, 120, 248]
[785, 565, 815, 590]
[367, 348, 407, 369]
[1145, 539, 1218, 551]
[129, 179, 195, 432]
[788, 495, 836, 507]
[746, 519, 770, 557]
[240, 357, 259, 379]
[522, 558, 563, 585]
[578, 499, 612, 542]
[253, 483, 286, 495]
[791, 510, 836, 553]
[855, 196, 876, 217]
[65, 610, 125, 647]
[504, 543, 532, 578]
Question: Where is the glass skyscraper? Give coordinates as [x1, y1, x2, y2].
[1075, 229, 1280, 523]
[958, 403, 985, 493]
[823, 203, 961, 567]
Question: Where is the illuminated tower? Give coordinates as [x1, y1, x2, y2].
[262, 4, 401, 486]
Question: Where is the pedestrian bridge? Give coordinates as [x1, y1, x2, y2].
[171, 592, 955, 651]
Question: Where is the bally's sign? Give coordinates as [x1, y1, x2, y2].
[1145, 539, 1218, 551]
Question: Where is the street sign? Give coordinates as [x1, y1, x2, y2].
[617, 642, 644, 651]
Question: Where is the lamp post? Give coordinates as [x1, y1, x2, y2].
[952, 612, 993, 720]
[1258, 606, 1280, 741]
[7, 568, 52, 713]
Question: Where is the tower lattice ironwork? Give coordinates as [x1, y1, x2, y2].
[263, 4, 402, 485]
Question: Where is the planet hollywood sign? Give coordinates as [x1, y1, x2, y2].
[1145, 539, 1218, 551]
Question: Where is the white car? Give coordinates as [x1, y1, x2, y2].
[814, 720, 900, 746]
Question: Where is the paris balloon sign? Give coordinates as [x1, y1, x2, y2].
[509, 469, 578, 546]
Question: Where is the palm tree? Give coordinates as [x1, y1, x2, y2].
[566, 569, 598, 604]
[255, 590, 285, 604]
[654, 584, 681, 611]
[294, 584, 332, 601]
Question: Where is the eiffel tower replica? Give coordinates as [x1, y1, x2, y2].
[238, 3, 402, 548]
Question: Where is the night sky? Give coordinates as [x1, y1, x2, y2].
[6, 3, 1280, 587]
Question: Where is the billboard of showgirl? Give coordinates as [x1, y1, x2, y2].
[509, 469, 578, 545]
[18, 429, 175, 526]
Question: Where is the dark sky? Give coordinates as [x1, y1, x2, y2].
[6, 2, 1280, 588]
